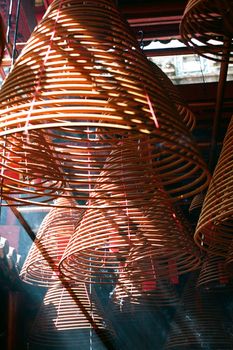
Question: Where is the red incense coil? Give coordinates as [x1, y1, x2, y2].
[20, 197, 82, 287]
[195, 116, 233, 256]
[59, 141, 201, 284]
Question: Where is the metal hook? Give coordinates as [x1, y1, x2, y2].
[138, 30, 144, 49]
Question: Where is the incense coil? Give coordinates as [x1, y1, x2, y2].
[0, 131, 65, 203]
[189, 192, 205, 213]
[29, 282, 111, 349]
[195, 116, 233, 256]
[58, 140, 162, 283]
[59, 205, 201, 283]
[20, 197, 82, 287]
[0, 0, 209, 207]
[59, 143, 201, 284]
[165, 274, 232, 349]
[122, 194, 201, 281]
[112, 272, 180, 308]
[123, 242, 200, 285]
[180, 0, 233, 62]
[197, 253, 231, 291]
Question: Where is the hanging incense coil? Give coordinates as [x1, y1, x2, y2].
[180, 0, 233, 62]
[189, 192, 205, 213]
[59, 142, 201, 284]
[195, 116, 233, 256]
[20, 197, 82, 287]
[165, 274, 232, 349]
[121, 192, 201, 282]
[0, 0, 209, 207]
[197, 253, 231, 291]
[112, 273, 180, 309]
[0, 131, 65, 204]
[59, 200, 201, 283]
[130, 246, 200, 284]
[122, 240, 200, 286]
[111, 237, 180, 309]
[58, 140, 158, 283]
[29, 282, 112, 349]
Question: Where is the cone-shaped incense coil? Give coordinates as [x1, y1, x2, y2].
[87, 138, 158, 206]
[0, 131, 65, 204]
[197, 253, 230, 291]
[195, 116, 233, 256]
[122, 196, 201, 282]
[123, 243, 200, 287]
[112, 274, 179, 308]
[180, 0, 233, 62]
[59, 141, 201, 284]
[165, 274, 232, 349]
[29, 282, 111, 349]
[20, 197, 82, 287]
[59, 200, 201, 283]
[0, 0, 209, 207]
[189, 192, 205, 213]
[59, 141, 158, 283]
[150, 62, 196, 131]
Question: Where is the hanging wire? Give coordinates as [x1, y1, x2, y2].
[138, 30, 144, 50]
[194, 54, 207, 86]
[6, 0, 13, 45]
[12, 0, 22, 65]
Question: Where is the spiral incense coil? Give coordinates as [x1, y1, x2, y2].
[59, 140, 161, 283]
[0, 131, 66, 204]
[59, 196, 201, 284]
[59, 144, 201, 284]
[180, 0, 233, 62]
[197, 253, 231, 291]
[122, 192, 201, 281]
[123, 242, 201, 285]
[29, 282, 111, 349]
[112, 274, 179, 308]
[195, 116, 233, 256]
[150, 62, 196, 131]
[0, 0, 209, 207]
[58, 204, 154, 284]
[20, 197, 83, 287]
[173, 203, 195, 237]
[189, 192, 205, 213]
[165, 274, 232, 349]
